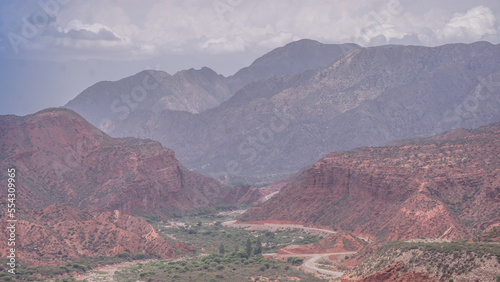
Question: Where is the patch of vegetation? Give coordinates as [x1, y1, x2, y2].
[114, 252, 323, 282]
[159, 214, 323, 255]
[0, 252, 155, 281]
[286, 256, 304, 266]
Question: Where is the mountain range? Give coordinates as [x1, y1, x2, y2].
[65, 40, 500, 183]
[2, 38, 499, 281]
[65, 39, 360, 131]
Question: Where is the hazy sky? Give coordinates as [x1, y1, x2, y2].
[1, 0, 500, 115]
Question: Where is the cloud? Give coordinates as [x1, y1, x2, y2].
[438, 6, 497, 42]
[201, 36, 247, 53]
[53, 20, 121, 41]
[1, 0, 499, 61]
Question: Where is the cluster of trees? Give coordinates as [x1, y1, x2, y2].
[219, 237, 262, 256]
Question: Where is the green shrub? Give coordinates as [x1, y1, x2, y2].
[117, 252, 130, 258]
[292, 257, 303, 266]
[133, 252, 147, 260]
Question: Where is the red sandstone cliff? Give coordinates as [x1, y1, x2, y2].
[240, 123, 500, 242]
[0, 108, 228, 216]
[0, 204, 175, 266]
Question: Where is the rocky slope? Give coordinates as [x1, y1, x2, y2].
[474, 225, 500, 243]
[239, 123, 500, 242]
[0, 108, 228, 216]
[344, 262, 436, 282]
[225, 39, 360, 92]
[97, 41, 500, 180]
[0, 204, 176, 266]
[342, 241, 500, 281]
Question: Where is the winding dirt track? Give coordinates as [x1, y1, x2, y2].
[263, 252, 357, 279]
[223, 221, 358, 279]
[74, 259, 156, 281]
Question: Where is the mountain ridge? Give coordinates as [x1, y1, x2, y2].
[65, 39, 359, 130]
[98, 41, 500, 181]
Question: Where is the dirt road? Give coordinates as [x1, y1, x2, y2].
[73, 259, 156, 281]
[264, 252, 357, 279]
[224, 221, 358, 279]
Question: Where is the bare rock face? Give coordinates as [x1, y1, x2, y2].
[474, 225, 500, 243]
[341, 262, 436, 282]
[0, 204, 175, 266]
[239, 123, 500, 242]
[0, 108, 226, 216]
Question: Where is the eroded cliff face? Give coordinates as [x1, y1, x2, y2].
[0, 108, 226, 216]
[0, 204, 175, 266]
[240, 123, 500, 242]
[342, 262, 436, 282]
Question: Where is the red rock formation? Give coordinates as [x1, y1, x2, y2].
[0, 204, 175, 266]
[175, 242, 195, 253]
[473, 224, 500, 243]
[341, 262, 436, 282]
[0, 108, 227, 216]
[240, 123, 500, 242]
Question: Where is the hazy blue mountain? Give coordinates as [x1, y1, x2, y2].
[65, 39, 359, 131]
[66, 41, 500, 183]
